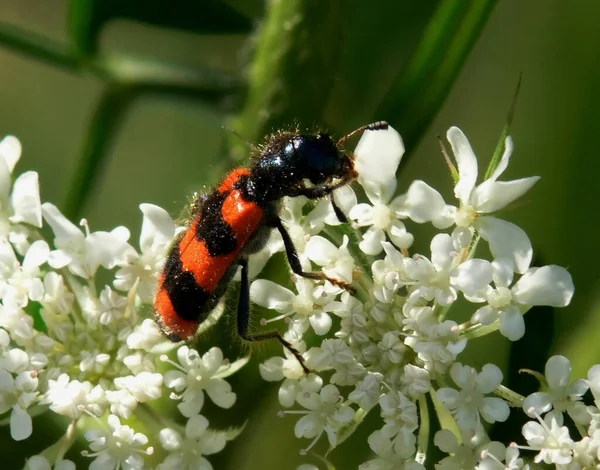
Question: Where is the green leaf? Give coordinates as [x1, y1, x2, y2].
[484, 73, 522, 180]
[68, 0, 253, 56]
[26, 301, 47, 334]
[374, 0, 497, 153]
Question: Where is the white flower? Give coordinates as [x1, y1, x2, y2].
[399, 365, 431, 400]
[84, 414, 153, 470]
[287, 375, 354, 452]
[523, 355, 589, 424]
[348, 372, 383, 410]
[42, 373, 106, 419]
[0, 368, 39, 440]
[437, 363, 509, 429]
[0, 238, 47, 308]
[127, 318, 168, 353]
[97, 286, 128, 326]
[404, 233, 492, 307]
[587, 364, 600, 406]
[114, 372, 162, 403]
[157, 415, 227, 470]
[105, 388, 139, 419]
[0, 304, 36, 346]
[115, 204, 177, 303]
[404, 307, 466, 374]
[304, 235, 355, 285]
[472, 261, 574, 341]
[260, 349, 306, 386]
[521, 413, 573, 465]
[40, 271, 74, 316]
[434, 429, 507, 470]
[348, 126, 412, 255]
[42, 203, 132, 278]
[0, 137, 42, 251]
[163, 346, 240, 417]
[379, 391, 418, 457]
[24, 455, 75, 470]
[450, 128, 538, 275]
[400, 128, 538, 274]
[250, 277, 337, 335]
[360, 430, 425, 469]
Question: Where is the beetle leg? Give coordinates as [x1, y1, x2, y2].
[236, 258, 310, 374]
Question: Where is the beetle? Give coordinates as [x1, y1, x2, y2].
[154, 121, 389, 373]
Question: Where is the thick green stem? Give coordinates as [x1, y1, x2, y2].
[229, 0, 347, 159]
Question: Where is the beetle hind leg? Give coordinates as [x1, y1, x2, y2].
[236, 258, 310, 375]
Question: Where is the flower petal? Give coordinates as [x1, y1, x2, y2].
[545, 355, 571, 389]
[354, 125, 404, 204]
[249, 279, 294, 312]
[499, 306, 525, 341]
[451, 259, 492, 293]
[523, 391, 553, 417]
[10, 405, 32, 441]
[359, 226, 385, 256]
[23, 240, 49, 269]
[10, 172, 42, 227]
[448, 127, 477, 205]
[476, 216, 532, 274]
[304, 236, 337, 265]
[309, 311, 332, 335]
[471, 177, 540, 214]
[348, 203, 374, 226]
[393, 180, 453, 228]
[480, 397, 509, 423]
[139, 204, 176, 254]
[0, 136, 21, 173]
[477, 364, 503, 393]
[42, 203, 83, 246]
[430, 234, 454, 272]
[512, 265, 574, 307]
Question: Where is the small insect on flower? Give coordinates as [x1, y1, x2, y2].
[154, 122, 389, 373]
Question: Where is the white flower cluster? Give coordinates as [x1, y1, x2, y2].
[0, 122, 592, 469]
[251, 126, 584, 468]
[0, 136, 244, 469]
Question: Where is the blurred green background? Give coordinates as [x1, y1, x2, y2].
[1, 0, 599, 468]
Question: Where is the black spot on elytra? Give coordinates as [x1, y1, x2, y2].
[162, 244, 211, 321]
[195, 192, 238, 257]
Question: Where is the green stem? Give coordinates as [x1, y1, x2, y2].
[458, 320, 500, 339]
[94, 54, 243, 105]
[63, 85, 133, 220]
[0, 23, 242, 104]
[416, 396, 429, 465]
[494, 384, 525, 407]
[229, 0, 347, 158]
[0, 21, 80, 71]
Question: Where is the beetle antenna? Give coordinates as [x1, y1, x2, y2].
[222, 126, 256, 150]
[336, 121, 389, 147]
